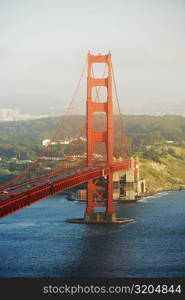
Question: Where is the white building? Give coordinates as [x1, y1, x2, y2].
[42, 139, 56, 147]
[42, 139, 72, 147]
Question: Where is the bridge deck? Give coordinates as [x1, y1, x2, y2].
[0, 162, 130, 219]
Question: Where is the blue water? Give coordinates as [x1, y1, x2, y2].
[0, 191, 185, 278]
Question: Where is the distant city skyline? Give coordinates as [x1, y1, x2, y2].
[0, 107, 185, 122]
[0, 108, 48, 121]
[0, 0, 185, 116]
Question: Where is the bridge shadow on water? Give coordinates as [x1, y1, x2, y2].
[51, 201, 142, 278]
[53, 224, 135, 278]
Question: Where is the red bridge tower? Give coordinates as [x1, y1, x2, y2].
[85, 52, 115, 222]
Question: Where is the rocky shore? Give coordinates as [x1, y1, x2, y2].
[139, 154, 185, 196]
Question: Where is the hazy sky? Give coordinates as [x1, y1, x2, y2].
[0, 0, 185, 115]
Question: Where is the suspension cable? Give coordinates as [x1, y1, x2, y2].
[0, 57, 87, 189]
[1, 61, 110, 195]
[0, 57, 109, 193]
[28, 62, 107, 188]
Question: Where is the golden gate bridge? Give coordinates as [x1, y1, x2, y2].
[0, 52, 137, 223]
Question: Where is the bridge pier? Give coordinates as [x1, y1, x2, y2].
[125, 160, 135, 201]
[113, 172, 120, 200]
[84, 212, 116, 223]
[67, 213, 134, 224]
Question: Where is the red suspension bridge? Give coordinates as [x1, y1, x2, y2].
[0, 52, 137, 223]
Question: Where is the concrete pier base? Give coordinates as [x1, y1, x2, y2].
[85, 212, 116, 222]
[66, 212, 135, 224]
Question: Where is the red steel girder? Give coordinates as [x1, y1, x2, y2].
[0, 162, 131, 219]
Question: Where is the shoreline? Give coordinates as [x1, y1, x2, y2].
[138, 186, 185, 200]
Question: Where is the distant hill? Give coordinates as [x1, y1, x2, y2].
[0, 114, 185, 156]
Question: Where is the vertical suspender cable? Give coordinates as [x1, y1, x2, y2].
[111, 63, 130, 159]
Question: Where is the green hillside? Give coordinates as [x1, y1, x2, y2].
[0, 114, 185, 147]
[0, 114, 185, 192]
[139, 145, 185, 194]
